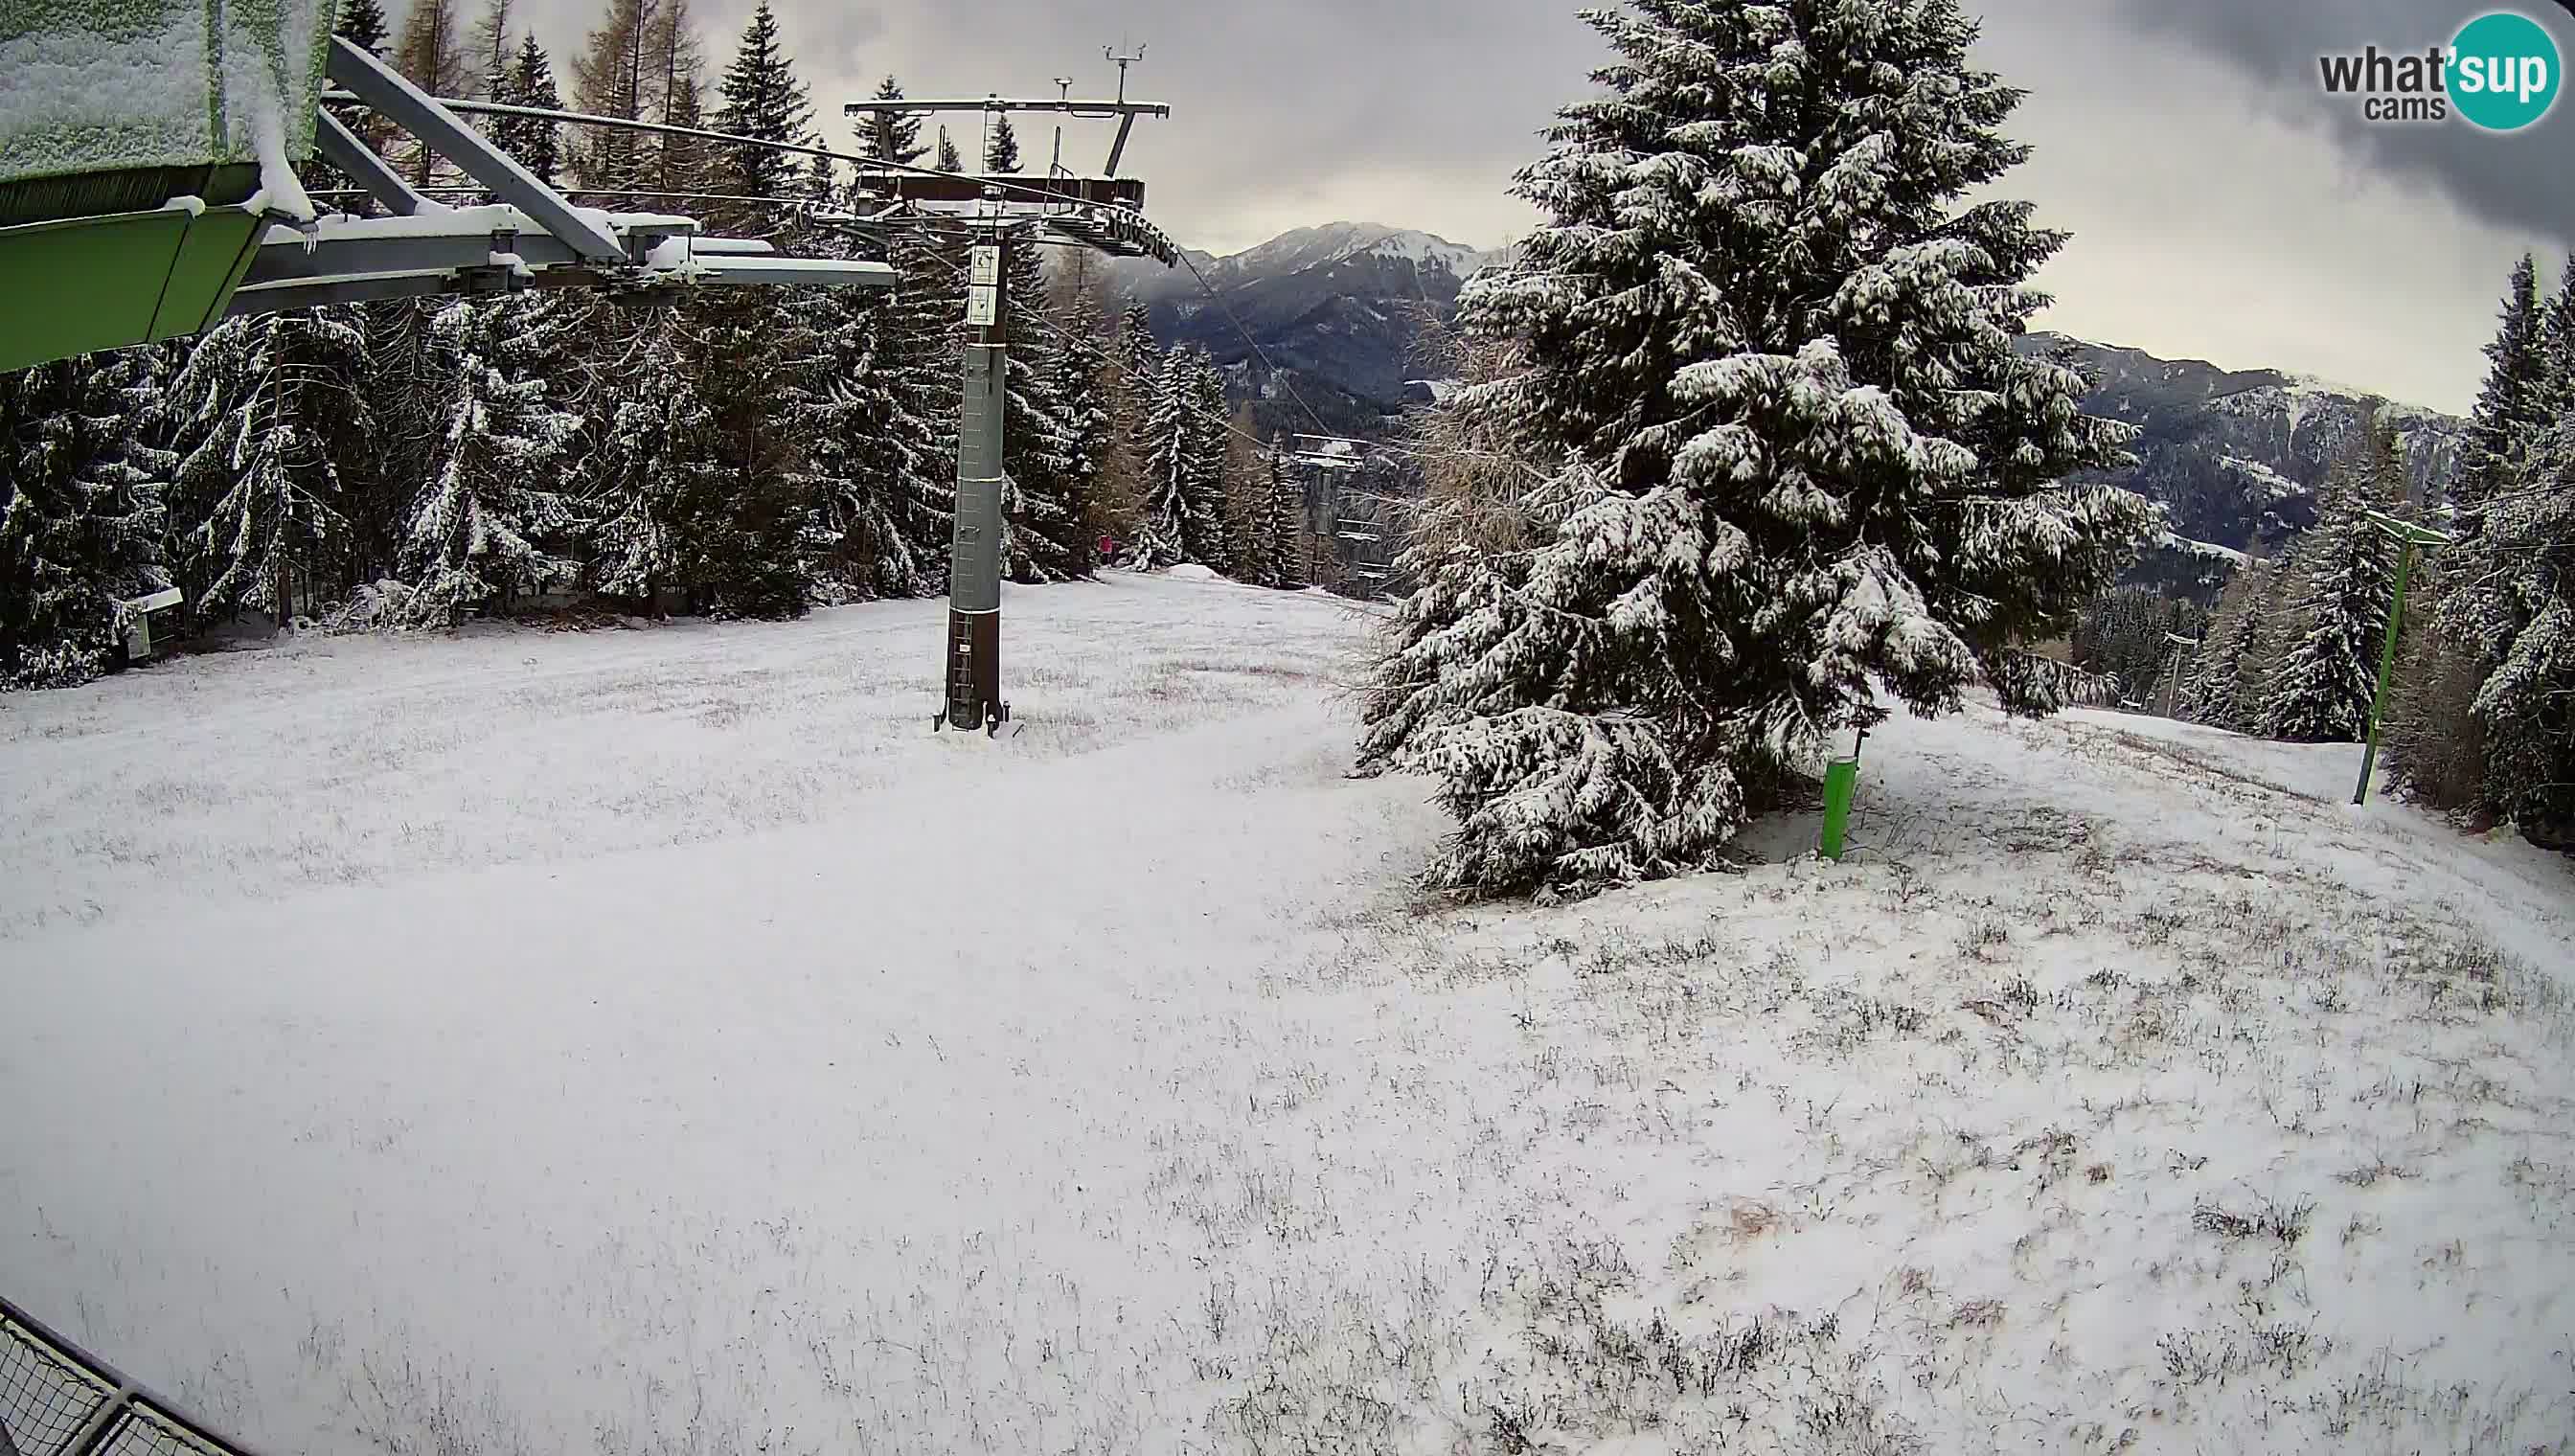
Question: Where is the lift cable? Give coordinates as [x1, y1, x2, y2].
[910, 239, 1282, 458]
[335, 92, 1166, 227]
[1167, 249, 1334, 438]
[331, 90, 1338, 440]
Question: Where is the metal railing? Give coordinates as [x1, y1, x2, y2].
[1, 1294, 259, 1456]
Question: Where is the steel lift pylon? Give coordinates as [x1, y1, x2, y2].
[833, 81, 1177, 739]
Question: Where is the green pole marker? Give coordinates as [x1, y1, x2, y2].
[2352, 512, 2453, 808]
[1821, 757, 1858, 861]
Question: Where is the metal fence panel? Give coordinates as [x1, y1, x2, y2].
[0, 1308, 115, 1456]
[96, 1404, 236, 1456]
[0, 1297, 258, 1456]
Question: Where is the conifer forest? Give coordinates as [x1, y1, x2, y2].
[0, 0, 1317, 691]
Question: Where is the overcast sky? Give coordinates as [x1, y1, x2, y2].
[513, 0, 2574, 414]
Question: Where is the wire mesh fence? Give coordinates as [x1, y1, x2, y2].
[92, 1403, 235, 1456]
[0, 1296, 257, 1456]
[0, 1306, 113, 1456]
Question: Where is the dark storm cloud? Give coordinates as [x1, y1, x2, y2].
[2115, 0, 2574, 247]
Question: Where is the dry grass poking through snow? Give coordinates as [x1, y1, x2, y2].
[3, 581, 2570, 1456]
[1226, 707, 2575, 1455]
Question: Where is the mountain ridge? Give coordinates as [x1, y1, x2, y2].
[1111, 221, 1498, 307]
[1102, 222, 2468, 596]
[1103, 222, 1501, 436]
[2014, 330, 2468, 598]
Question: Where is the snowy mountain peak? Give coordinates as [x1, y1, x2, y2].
[1223, 222, 1492, 280]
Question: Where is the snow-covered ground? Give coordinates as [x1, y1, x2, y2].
[3, 574, 2570, 1455]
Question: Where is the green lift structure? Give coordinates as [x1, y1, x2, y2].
[0, 0, 899, 375]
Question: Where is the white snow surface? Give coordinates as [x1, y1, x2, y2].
[2220, 453, 2305, 502]
[4, 576, 2572, 1455]
[2158, 531, 2251, 566]
[226, 0, 323, 220]
[0, 8, 211, 179]
[0, 0, 329, 186]
[2276, 371, 2450, 421]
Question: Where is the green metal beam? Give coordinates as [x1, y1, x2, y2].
[0, 202, 263, 373]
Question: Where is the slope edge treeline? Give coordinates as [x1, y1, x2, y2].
[0, 0, 1321, 688]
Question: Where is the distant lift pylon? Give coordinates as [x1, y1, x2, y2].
[1288, 434, 1394, 595]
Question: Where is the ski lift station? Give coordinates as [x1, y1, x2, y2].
[0, 0, 897, 375]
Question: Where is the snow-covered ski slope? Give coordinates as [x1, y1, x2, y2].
[3, 573, 2570, 1455]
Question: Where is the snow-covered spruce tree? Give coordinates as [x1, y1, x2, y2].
[934, 127, 964, 173]
[582, 306, 718, 610]
[1051, 284, 1115, 577]
[2431, 256, 2552, 715]
[1356, 0, 2153, 896]
[667, 7, 831, 616]
[337, 0, 390, 57]
[1133, 346, 1202, 570]
[842, 230, 963, 592]
[0, 351, 175, 686]
[493, 34, 567, 190]
[1114, 302, 1159, 396]
[856, 75, 928, 168]
[792, 227, 936, 599]
[1000, 239, 1083, 583]
[170, 310, 371, 626]
[2262, 421, 2404, 742]
[2230, 554, 2303, 732]
[690, 281, 826, 617]
[710, 0, 811, 232]
[2470, 493, 2575, 831]
[1267, 440, 1310, 589]
[2450, 256, 2550, 563]
[1180, 354, 1236, 573]
[653, 74, 717, 214]
[400, 294, 583, 626]
[2182, 560, 2263, 729]
[984, 114, 1022, 174]
[355, 297, 445, 581]
[2468, 260, 2575, 830]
